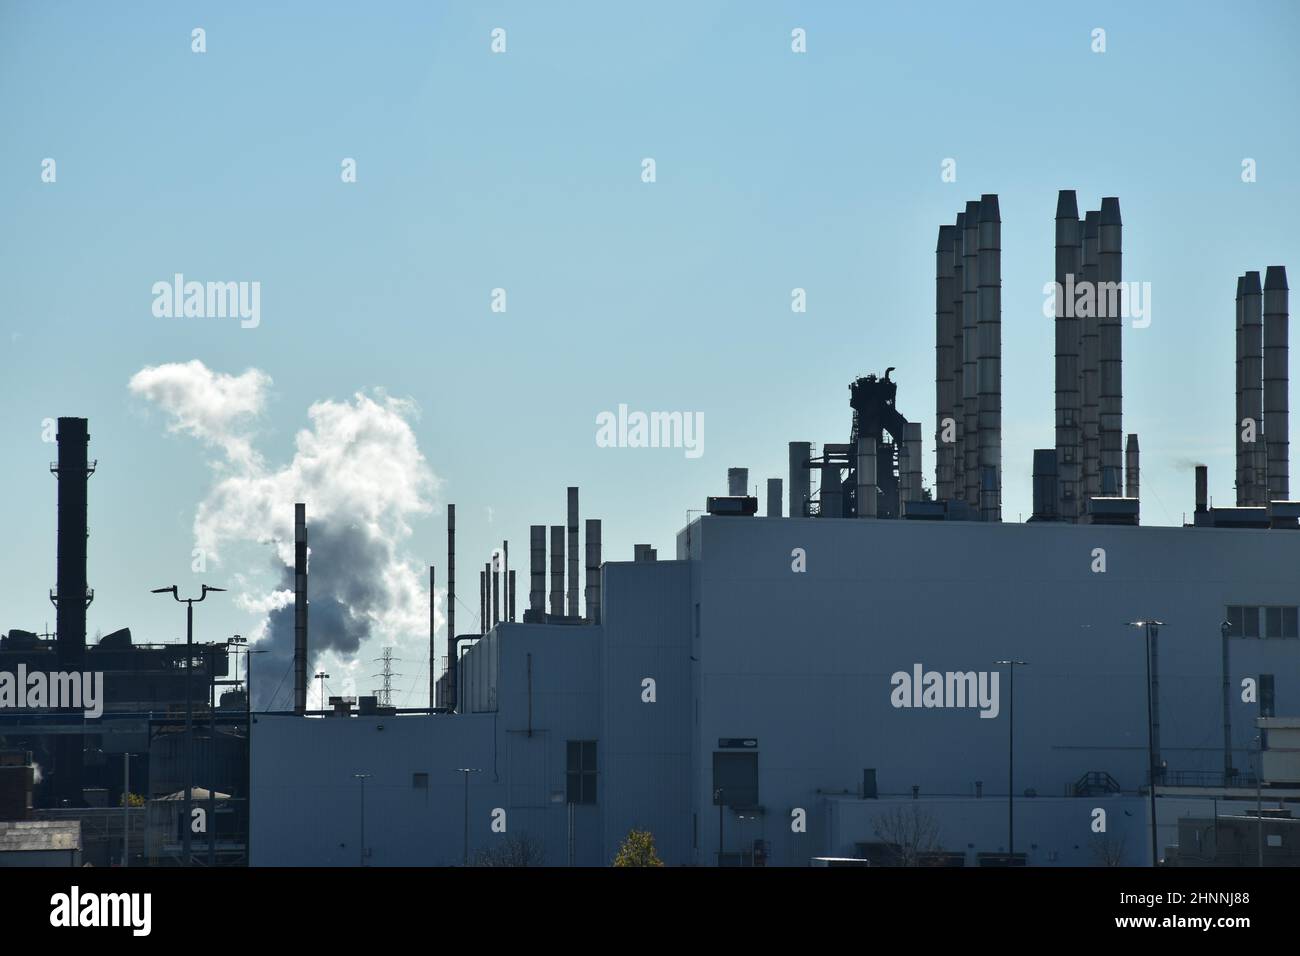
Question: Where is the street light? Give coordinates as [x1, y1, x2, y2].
[995, 659, 1028, 863]
[1128, 619, 1165, 867]
[353, 772, 372, 866]
[152, 584, 225, 867]
[457, 768, 481, 865]
[316, 671, 330, 713]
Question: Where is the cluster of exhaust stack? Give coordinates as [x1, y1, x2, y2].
[1235, 267, 1291, 506]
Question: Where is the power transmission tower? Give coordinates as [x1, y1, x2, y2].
[372, 647, 402, 707]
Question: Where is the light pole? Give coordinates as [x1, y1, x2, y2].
[458, 768, 481, 865]
[1255, 733, 1264, 867]
[714, 788, 724, 867]
[1129, 619, 1165, 867]
[995, 659, 1028, 863]
[152, 584, 225, 866]
[353, 772, 371, 866]
[316, 671, 330, 712]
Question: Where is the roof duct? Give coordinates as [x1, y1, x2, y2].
[766, 478, 782, 517]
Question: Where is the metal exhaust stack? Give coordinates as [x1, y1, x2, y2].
[1055, 190, 1082, 519]
[503, 540, 509, 622]
[820, 461, 842, 518]
[727, 468, 749, 497]
[1243, 272, 1265, 505]
[1195, 465, 1208, 514]
[294, 502, 308, 715]
[479, 569, 486, 635]
[904, 422, 923, 506]
[935, 224, 958, 501]
[529, 525, 545, 615]
[1125, 434, 1139, 499]
[1236, 276, 1247, 505]
[566, 488, 579, 618]
[1098, 197, 1123, 498]
[508, 570, 515, 623]
[952, 212, 966, 502]
[962, 201, 980, 510]
[788, 442, 811, 516]
[766, 478, 782, 517]
[1081, 210, 1101, 503]
[428, 564, 435, 708]
[856, 437, 877, 518]
[549, 525, 564, 617]
[447, 504, 455, 684]
[977, 194, 1002, 521]
[51, 417, 92, 803]
[585, 518, 602, 624]
[492, 554, 499, 627]
[1264, 266, 1290, 501]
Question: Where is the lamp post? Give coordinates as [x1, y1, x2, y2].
[1128, 619, 1165, 867]
[995, 659, 1028, 863]
[316, 671, 330, 712]
[353, 772, 372, 866]
[152, 584, 225, 866]
[458, 768, 481, 865]
[714, 788, 724, 867]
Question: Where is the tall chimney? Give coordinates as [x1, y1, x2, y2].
[294, 502, 308, 715]
[766, 478, 782, 517]
[503, 539, 509, 622]
[550, 525, 564, 617]
[508, 570, 516, 624]
[856, 438, 877, 518]
[492, 551, 500, 627]
[952, 212, 966, 501]
[1236, 276, 1248, 505]
[529, 525, 545, 615]
[1098, 197, 1124, 498]
[962, 201, 980, 510]
[1264, 265, 1290, 501]
[436, 564, 441, 707]
[1055, 190, 1082, 520]
[52, 417, 92, 804]
[820, 462, 842, 518]
[446, 504, 455, 683]
[1195, 465, 1208, 514]
[935, 224, 958, 500]
[977, 194, 1002, 521]
[1243, 271, 1265, 504]
[788, 442, 811, 516]
[1080, 210, 1101, 503]
[567, 487, 579, 618]
[904, 422, 923, 505]
[480, 565, 487, 634]
[585, 518, 602, 624]
[727, 468, 748, 497]
[1125, 434, 1140, 500]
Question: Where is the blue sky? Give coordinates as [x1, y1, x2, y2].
[2, 1, 1298, 705]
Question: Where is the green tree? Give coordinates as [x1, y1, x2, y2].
[613, 828, 664, 867]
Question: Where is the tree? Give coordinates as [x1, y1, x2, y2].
[871, 805, 943, 866]
[613, 829, 664, 867]
[1090, 832, 1126, 867]
[471, 833, 544, 867]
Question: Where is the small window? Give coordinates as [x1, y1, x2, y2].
[566, 740, 597, 805]
[1243, 606, 1260, 638]
[412, 772, 428, 789]
[1226, 606, 1244, 638]
[1266, 607, 1284, 639]
[1285, 607, 1298, 638]
[1260, 674, 1275, 718]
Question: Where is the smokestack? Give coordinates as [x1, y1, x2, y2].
[820, 461, 842, 518]
[479, 567, 486, 634]
[1031, 449, 1058, 521]
[1081, 210, 1101, 503]
[1125, 434, 1139, 499]
[962, 201, 980, 510]
[503, 540, 509, 622]
[508, 570, 515, 623]
[935, 224, 958, 500]
[904, 422, 923, 505]
[294, 502, 308, 715]
[727, 468, 748, 497]
[856, 437, 877, 518]
[585, 518, 602, 624]
[550, 525, 564, 617]
[1243, 271, 1265, 505]
[1264, 265, 1290, 501]
[52, 417, 91, 804]
[952, 212, 966, 501]
[446, 504, 455, 682]
[492, 553, 499, 627]
[1236, 276, 1247, 505]
[1098, 197, 1123, 499]
[788, 442, 811, 516]
[1055, 190, 1082, 520]
[567, 487, 579, 618]
[529, 525, 545, 614]
[436, 564, 441, 707]
[766, 478, 782, 517]
[977, 194, 1002, 521]
[1195, 465, 1208, 514]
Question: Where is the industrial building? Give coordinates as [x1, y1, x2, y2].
[249, 192, 1299, 867]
